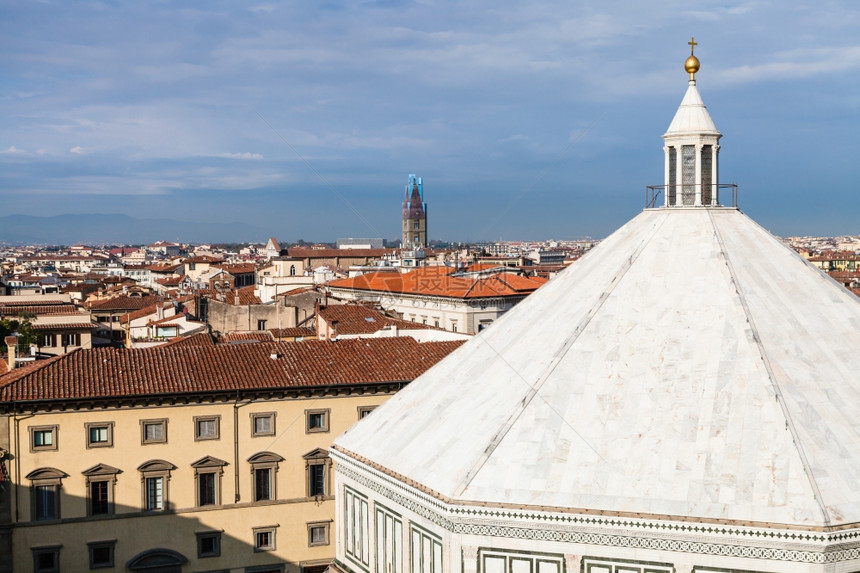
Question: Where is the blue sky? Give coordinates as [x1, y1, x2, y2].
[2, 1, 859, 243]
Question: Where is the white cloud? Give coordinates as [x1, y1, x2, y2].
[717, 46, 860, 84]
[2, 145, 25, 154]
[216, 152, 264, 160]
[70, 146, 83, 154]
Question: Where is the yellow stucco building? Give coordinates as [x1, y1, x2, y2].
[0, 333, 461, 573]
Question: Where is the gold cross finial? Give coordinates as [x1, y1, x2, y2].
[684, 37, 701, 80]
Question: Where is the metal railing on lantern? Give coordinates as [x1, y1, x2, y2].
[645, 183, 738, 209]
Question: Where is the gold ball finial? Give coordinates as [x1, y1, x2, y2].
[685, 37, 700, 80]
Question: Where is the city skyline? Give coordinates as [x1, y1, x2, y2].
[2, 1, 859, 242]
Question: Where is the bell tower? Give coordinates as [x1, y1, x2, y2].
[401, 174, 427, 247]
[662, 38, 722, 207]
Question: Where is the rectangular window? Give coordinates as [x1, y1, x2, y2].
[90, 481, 110, 515]
[344, 486, 370, 568]
[88, 540, 115, 569]
[309, 464, 326, 497]
[62, 332, 81, 346]
[145, 476, 164, 510]
[254, 468, 272, 501]
[30, 425, 58, 452]
[86, 422, 113, 448]
[198, 472, 217, 506]
[140, 419, 167, 444]
[32, 546, 60, 573]
[376, 504, 403, 573]
[358, 406, 375, 420]
[410, 525, 442, 573]
[581, 557, 674, 573]
[701, 144, 713, 205]
[194, 416, 220, 441]
[668, 146, 677, 205]
[479, 550, 565, 573]
[306, 409, 329, 433]
[251, 412, 275, 436]
[257, 319, 267, 330]
[308, 522, 330, 547]
[254, 527, 277, 551]
[41, 334, 56, 347]
[197, 531, 221, 558]
[34, 485, 58, 520]
[681, 144, 696, 205]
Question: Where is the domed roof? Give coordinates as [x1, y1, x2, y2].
[334, 207, 860, 528]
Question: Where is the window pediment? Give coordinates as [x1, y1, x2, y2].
[26, 467, 68, 480]
[82, 463, 122, 477]
[137, 459, 176, 472]
[303, 448, 330, 461]
[247, 451, 284, 464]
[190, 455, 228, 469]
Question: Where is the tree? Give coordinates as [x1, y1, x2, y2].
[0, 317, 39, 351]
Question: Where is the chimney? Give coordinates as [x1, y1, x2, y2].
[5, 336, 17, 372]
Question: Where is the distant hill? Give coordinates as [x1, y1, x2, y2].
[0, 214, 267, 245]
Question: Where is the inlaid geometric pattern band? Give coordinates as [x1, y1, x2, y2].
[335, 458, 860, 565]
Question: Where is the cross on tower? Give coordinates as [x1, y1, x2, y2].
[688, 37, 697, 54]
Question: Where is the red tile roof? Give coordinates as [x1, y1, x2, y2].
[0, 304, 79, 316]
[319, 304, 437, 335]
[88, 295, 160, 311]
[215, 263, 256, 274]
[162, 332, 217, 348]
[183, 255, 223, 264]
[148, 263, 183, 273]
[221, 332, 275, 342]
[327, 267, 547, 299]
[270, 327, 316, 338]
[119, 295, 196, 325]
[0, 297, 71, 307]
[156, 276, 183, 286]
[30, 321, 96, 331]
[0, 338, 464, 403]
[199, 285, 261, 305]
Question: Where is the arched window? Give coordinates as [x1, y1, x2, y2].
[290, 265, 296, 276]
[126, 548, 187, 573]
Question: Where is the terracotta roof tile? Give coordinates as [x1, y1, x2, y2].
[199, 285, 261, 305]
[319, 304, 437, 335]
[0, 338, 463, 403]
[161, 332, 217, 348]
[183, 255, 223, 264]
[0, 304, 79, 316]
[327, 267, 547, 299]
[88, 295, 160, 311]
[222, 332, 275, 342]
[270, 327, 316, 338]
[30, 321, 97, 331]
[215, 263, 256, 274]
